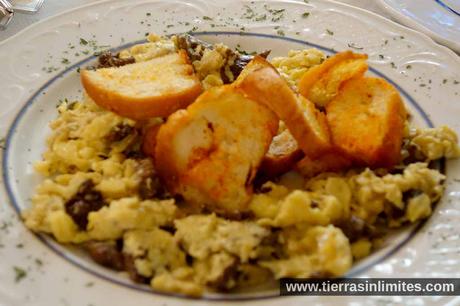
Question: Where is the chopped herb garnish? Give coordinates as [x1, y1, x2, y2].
[277, 29, 285, 36]
[302, 12, 310, 18]
[16, 243, 23, 248]
[406, 65, 412, 69]
[270, 8, 285, 15]
[454, 80, 459, 85]
[443, 79, 448, 84]
[61, 58, 70, 65]
[79, 38, 88, 46]
[35, 259, 43, 266]
[202, 16, 212, 20]
[146, 12, 151, 16]
[242, 5, 255, 19]
[255, 14, 267, 21]
[326, 29, 334, 35]
[85, 282, 95, 287]
[347, 43, 363, 50]
[390, 62, 397, 69]
[14, 266, 27, 283]
[378, 54, 384, 59]
[57, 98, 69, 108]
[420, 83, 426, 87]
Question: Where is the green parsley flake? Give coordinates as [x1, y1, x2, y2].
[14, 266, 27, 283]
[255, 14, 267, 21]
[347, 43, 363, 50]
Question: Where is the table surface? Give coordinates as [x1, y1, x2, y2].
[0, 0, 388, 41]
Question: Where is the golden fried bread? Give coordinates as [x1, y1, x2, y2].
[260, 128, 304, 177]
[298, 51, 368, 107]
[235, 59, 332, 159]
[326, 77, 407, 167]
[154, 85, 278, 215]
[296, 152, 352, 177]
[81, 51, 202, 120]
[142, 123, 162, 158]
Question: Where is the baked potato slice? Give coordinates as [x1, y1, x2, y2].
[298, 51, 368, 108]
[326, 77, 406, 167]
[154, 85, 278, 216]
[81, 50, 202, 120]
[235, 57, 332, 159]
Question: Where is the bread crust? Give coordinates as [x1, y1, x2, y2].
[154, 85, 278, 216]
[260, 128, 304, 177]
[296, 151, 352, 177]
[298, 51, 368, 107]
[326, 77, 407, 167]
[235, 58, 332, 159]
[81, 51, 203, 120]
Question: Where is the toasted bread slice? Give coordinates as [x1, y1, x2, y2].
[326, 77, 406, 167]
[154, 85, 278, 215]
[260, 128, 304, 177]
[235, 58, 332, 159]
[296, 152, 352, 177]
[81, 51, 202, 120]
[298, 51, 368, 107]
[142, 123, 162, 158]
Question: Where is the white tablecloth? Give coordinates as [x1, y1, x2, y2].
[0, 0, 390, 41]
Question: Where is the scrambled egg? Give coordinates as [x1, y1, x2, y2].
[22, 39, 460, 297]
[271, 49, 325, 88]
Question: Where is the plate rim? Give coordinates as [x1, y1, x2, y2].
[0, 0, 459, 304]
[375, 0, 460, 53]
[1, 0, 459, 61]
[1, 30, 446, 301]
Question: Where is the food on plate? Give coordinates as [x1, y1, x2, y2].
[174, 33, 271, 89]
[326, 77, 407, 167]
[236, 57, 332, 159]
[298, 51, 368, 107]
[296, 152, 352, 178]
[23, 33, 460, 297]
[81, 50, 202, 120]
[154, 85, 278, 216]
[141, 122, 162, 158]
[260, 127, 304, 178]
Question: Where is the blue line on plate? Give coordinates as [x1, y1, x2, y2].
[435, 0, 460, 17]
[2, 31, 438, 301]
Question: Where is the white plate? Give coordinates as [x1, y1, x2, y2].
[376, 0, 460, 53]
[1, 0, 460, 305]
